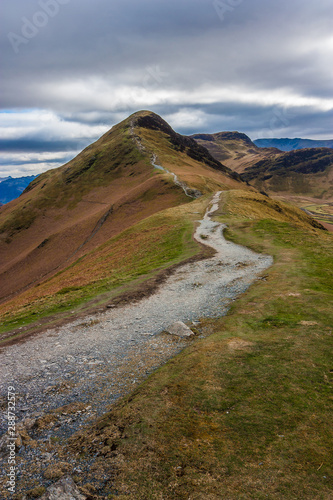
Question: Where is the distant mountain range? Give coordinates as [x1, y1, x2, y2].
[254, 138, 333, 151]
[0, 175, 38, 204]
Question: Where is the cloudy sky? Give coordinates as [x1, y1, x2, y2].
[1, 0, 333, 177]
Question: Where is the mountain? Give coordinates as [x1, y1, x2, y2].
[0, 110, 243, 309]
[241, 147, 333, 199]
[192, 131, 280, 173]
[241, 147, 333, 229]
[192, 131, 333, 228]
[0, 175, 38, 204]
[254, 138, 333, 151]
[0, 176, 11, 183]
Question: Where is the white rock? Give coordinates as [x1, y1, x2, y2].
[40, 476, 86, 499]
[165, 321, 195, 337]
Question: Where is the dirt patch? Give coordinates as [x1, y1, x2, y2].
[299, 320, 319, 326]
[227, 337, 254, 351]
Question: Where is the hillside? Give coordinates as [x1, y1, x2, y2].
[255, 137, 333, 151]
[0, 175, 38, 204]
[241, 148, 333, 227]
[0, 111, 243, 334]
[242, 147, 333, 189]
[192, 131, 280, 173]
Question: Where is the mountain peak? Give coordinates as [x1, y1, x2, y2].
[216, 131, 257, 147]
[130, 110, 175, 135]
[128, 111, 236, 176]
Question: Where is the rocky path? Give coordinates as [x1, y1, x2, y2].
[151, 154, 202, 198]
[130, 117, 201, 198]
[0, 192, 272, 497]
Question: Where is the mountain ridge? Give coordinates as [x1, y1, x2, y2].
[254, 137, 333, 151]
[0, 113, 332, 500]
[0, 110, 244, 312]
[0, 175, 38, 204]
[133, 111, 238, 176]
[242, 147, 333, 200]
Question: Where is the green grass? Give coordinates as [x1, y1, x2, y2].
[302, 204, 333, 225]
[67, 191, 333, 499]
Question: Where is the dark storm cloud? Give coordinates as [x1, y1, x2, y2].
[1, 0, 332, 175]
[0, 138, 84, 153]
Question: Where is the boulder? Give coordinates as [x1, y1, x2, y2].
[165, 321, 195, 337]
[40, 476, 86, 499]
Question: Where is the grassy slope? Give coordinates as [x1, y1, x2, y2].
[0, 117, 192, 303]
[242, 148, 333, 201]
[69, 191, 333, 499]
[0, 197, 210, 340]
[0, 121, 149, 299]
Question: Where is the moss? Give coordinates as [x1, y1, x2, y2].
[26, 486, 46, 498]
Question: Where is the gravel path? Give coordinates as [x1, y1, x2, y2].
[151, 154, 202, 198]
[0, 192, 272, 496]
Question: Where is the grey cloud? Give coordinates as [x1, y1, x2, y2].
[0, 156, 66, 166]
[0, 138, 85, 153]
